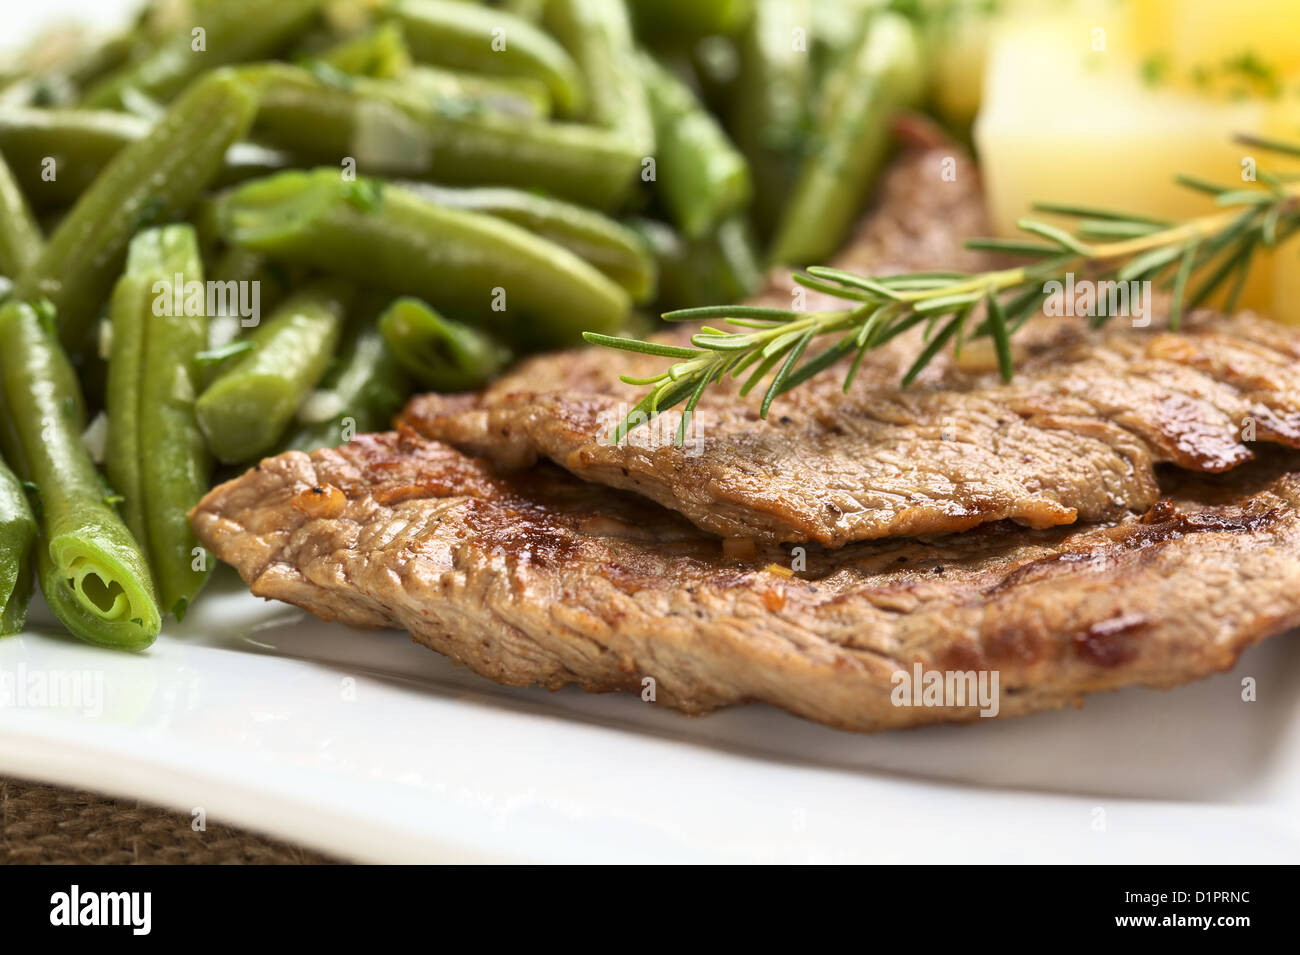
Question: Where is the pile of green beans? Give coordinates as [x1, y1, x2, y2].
[0, 0, 927, 647]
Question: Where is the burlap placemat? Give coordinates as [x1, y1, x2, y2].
[0, 777, 346, 864]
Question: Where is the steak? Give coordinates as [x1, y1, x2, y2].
[402, 149, 1300, 546]
[191, 429, 1300, 732]
[405, 313, 1300, 546]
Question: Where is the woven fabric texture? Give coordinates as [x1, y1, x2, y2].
[0, 777, 345, 864]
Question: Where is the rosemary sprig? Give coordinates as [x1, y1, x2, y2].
[587, 136, 1300, 445]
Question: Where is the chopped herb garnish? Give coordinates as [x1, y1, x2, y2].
[340, 177, 384, 212]
[1140, 54, 1170, 87]
[196, 339, 256, 366]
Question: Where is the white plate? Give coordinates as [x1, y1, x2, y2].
[4, 0, 1300, 864]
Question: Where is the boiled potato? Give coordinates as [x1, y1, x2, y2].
[1132, 0, 1300, 97]
[924, 0, 1115, 127]
[973, 6, 1300, 321]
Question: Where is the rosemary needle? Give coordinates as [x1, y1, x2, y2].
[587, 136, 1300, 446]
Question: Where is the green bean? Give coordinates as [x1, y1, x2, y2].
[769, 12, 923, 266]
[0, 109, 287, 210]
[311, 21, 412, 79]
[628, 0, 753, 38]
[241, 63, 638, 207]
[196, 280, 352, 464]
[629, 215, 763, 311]
[82, 0, 324, 109]
[638, 53, 750, 240]
[403, 65, 551, 119]
[379, 296, 511, 391]
[398, 182, 656, 301]
[216, 169, 631, 346]
[204, 245, 295, 332]
[0, 450, 38, 636]
[731, 0, 813, 242]
[812, 0, 885, 75]
[105, 225, 212, 620]
[11, 70, 259, 352]
[284, 297, 409, 453]
[0, 108, 149, 207]
[197, 189, 301, 300]
[545, 0, 654, 154]
[0, 148, 43, 276]
[0, 300, 160, 650]
[390, 0, 585, 116]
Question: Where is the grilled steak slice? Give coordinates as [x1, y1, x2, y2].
[403, 147, 1300, 546]
[191, 430, 1300, 732]
[406, 312, 1300, 546]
